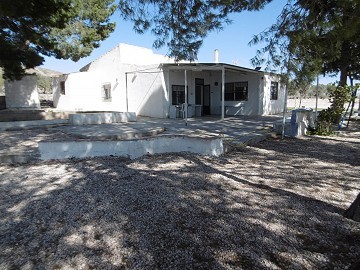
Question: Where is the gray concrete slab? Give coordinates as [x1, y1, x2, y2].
[0, 115, 282, 163]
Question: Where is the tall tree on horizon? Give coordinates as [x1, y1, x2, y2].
[250, 0, 360, 86]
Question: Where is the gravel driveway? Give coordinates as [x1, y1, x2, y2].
[1, 123, 359, 269]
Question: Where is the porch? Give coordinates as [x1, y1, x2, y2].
[162, 63, 279, 119]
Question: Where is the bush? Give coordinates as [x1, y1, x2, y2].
[314, 85, 352, 135]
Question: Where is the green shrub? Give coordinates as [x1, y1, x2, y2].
[314, 85, 352, 135]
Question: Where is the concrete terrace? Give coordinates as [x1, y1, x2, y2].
[0, 115, 282, 163]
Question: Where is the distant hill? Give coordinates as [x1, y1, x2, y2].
[26, 67, 63, 77]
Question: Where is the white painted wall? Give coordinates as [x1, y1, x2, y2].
[53, 64, 168, 118]
[81, 43, 174, 72]
[5, 75, 40, 109]
[262, 74, 285, 115]
[53, 44, 172, 118]
[53, 71, 125, 111]
[126, 64, 168, 118]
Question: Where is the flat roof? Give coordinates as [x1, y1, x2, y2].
[161, 63, 264, 74]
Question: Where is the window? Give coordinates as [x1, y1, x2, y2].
[172, 85, 185, 105]
[60, 81, 65, 95]
[224, 82, 248, 101]
[270, 81, 278, 100]
[102, 83, 112, 102]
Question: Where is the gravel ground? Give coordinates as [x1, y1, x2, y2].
[1, 122, 359, 269]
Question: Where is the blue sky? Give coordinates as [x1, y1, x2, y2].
[42, 0, 335, 84]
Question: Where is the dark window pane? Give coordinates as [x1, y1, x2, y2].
[102, 83, 112, 102]
[234, 82, 248, 101]
[172, 85, 185, 105]
[60, 81, 65, 95]
[224, 83, 234, 101]
[195, 78, 204, 85]
[270, 82, 278, 100]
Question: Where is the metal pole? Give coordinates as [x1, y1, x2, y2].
[281, 83, 288, 139]
[185, 69, 188, 126]
[125, 73, 129, 112]
[314, 75, 319, 128]
[281, 56, 291, 139]
[221, 66, 225, 120]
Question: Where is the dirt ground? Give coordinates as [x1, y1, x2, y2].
[1, 121, 359, 269]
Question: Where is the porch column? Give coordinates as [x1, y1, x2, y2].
[184, 69, 188, 126]
[125, 73, 129, 112]
[221, 66, 225, 120]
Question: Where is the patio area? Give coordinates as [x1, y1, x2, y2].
[0, 115, 282, 163]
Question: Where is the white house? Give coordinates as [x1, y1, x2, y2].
[53, 43, 285, 118]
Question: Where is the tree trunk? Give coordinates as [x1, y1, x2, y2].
[344, 192, 360, 222]
[338, 40, 350, 87]
[339, 67, 348, 87]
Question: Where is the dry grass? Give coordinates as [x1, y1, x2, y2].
[1, 124, 359, 269]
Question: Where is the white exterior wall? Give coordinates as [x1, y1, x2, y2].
[53, 71, 125, 111]
[53, 44, 171, 117]
[53, 64, 168, 117]
[126, 64, 168, 118]
[5, 75, 40, 109]
[82, 43, 173, 72]
[261, 74, 285, 115]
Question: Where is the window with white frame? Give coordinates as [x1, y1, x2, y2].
[270, 81, 279, 100]
[172, 85, 185, 105]
[101, 83, 112, 102]
[224, 81, 248, 101]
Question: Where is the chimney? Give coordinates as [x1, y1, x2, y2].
[214, 49, 219, 63]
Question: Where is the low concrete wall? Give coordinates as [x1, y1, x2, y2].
[69, 112, 136, 125]
[39, 135, 223, 160]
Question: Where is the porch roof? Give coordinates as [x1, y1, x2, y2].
[161, 63, 264, 74]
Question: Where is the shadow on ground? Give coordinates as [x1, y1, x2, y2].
[1, 133, 359, 269]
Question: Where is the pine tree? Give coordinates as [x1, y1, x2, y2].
[0, 0, 116, 80]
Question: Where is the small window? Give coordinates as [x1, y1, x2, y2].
[172, 85, 185, 105]
[270, 81, 279, 100]
[224, 82, 248, 101]
[102, 83, 112, 102]
[60, 81, 65, 95]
